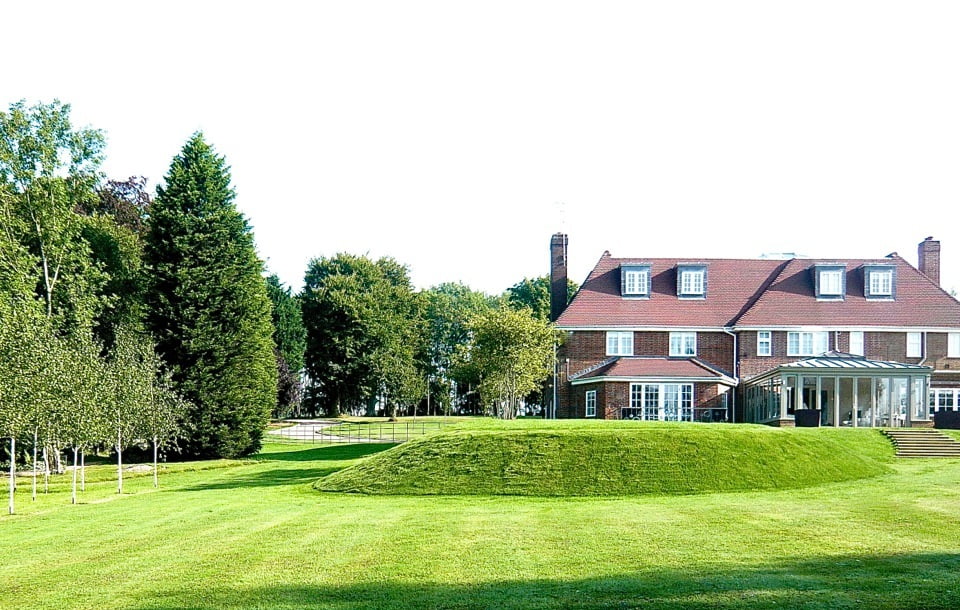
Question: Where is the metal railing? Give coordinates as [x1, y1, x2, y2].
[271, 420, 450, 444]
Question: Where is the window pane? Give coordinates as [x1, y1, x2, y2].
[849, 331, 864, 356]
[758, 331, 771, 356]
[821, 270, 842, 295]
[681, 384, 693, 421]
[949, 333, 960, 358]
[681, 271, 704, 295]
[870, 270, 892, 295]
[907, 332, 922, 358]
[788, 332, 799, 356]
[814, 332, 828, 355]
[644, 385, 659, 420]
[607, 331, 633, 356]
[663, 384, 679, 421]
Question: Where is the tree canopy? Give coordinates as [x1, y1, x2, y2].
[301, 254, 426, 417]
[457, 306, 557, 419]
[505, 275, 578, 320]
[144, 133, 276, 458]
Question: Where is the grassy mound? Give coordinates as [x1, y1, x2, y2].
[314, 421, 895, 496]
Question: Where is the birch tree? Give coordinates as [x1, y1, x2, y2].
[0, 100, 106, 327]
[57, 332, 108, 504]
[107, 328, 149, 494]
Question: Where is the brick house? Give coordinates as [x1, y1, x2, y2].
[551, 234, 960, 427]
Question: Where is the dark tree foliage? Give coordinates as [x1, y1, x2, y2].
[274, 349, 303, 419]
[422, 282, 497, 414]
[81, 176, 152, 236]
[266, 275, 306, 374]
[265, 275, 306, 418]
[505, 275, 578, 320]
[143, 133, 276, 458]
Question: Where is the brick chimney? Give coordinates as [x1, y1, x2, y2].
[550, 233, 568, 322]
[918, 236, 941, 286]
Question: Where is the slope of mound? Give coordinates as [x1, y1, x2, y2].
[314, 424, 894, 496]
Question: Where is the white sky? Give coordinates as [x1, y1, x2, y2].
[5, 1, 959, 295]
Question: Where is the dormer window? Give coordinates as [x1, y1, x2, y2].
[676, 264, 707, 298]
[813, 264, 846, 300]
[869, 270, 892, 295]
[863, 264, 896, 299]
[620, 265, 651, 297]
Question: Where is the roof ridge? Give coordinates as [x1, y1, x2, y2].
[729, 258, 794, 326]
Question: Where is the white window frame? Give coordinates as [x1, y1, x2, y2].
[906, 332, 922, 358]
[669, 331, 697, 357]
[819, 270, 843, 296]
[628, 382, 694, 421]
[848, 331, 864, 356]
[757, 331, 772, 357]
[585, 390, 597, 417]
[869, 270, 893, 296]
[680, 270, 705, 296]
[787, 331, 829, 357]
[606, 331, 633, 356]
[623, 270, 649, 296]
[949, 333, 960, 358]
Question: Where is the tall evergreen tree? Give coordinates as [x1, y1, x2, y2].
[144, 133, 276, 458]
[265, 274, 306, 417]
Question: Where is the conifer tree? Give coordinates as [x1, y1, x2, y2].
[144, 133, 276, 458]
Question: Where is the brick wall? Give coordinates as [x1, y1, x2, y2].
[559, 330, 736, 417]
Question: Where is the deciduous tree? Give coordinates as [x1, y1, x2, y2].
[301, 254, 425, 417]
[504, 275, 578, 320]
[457, 306, 556, 419]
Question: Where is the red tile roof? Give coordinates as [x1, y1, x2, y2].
[556, 253, 786, 328]
[556, 252, 960, 329]
[572, 357, 734, 383]
[734, 255, 960, 328]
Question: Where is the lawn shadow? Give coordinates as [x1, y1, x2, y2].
[255, 443, 394, 462]
[181, 444, 393, 490]
[180, 467, 345, 490]
[134, 551, 960, 609]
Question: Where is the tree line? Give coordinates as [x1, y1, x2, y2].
[0, 100, 277, 513]
[297, 259, 575, 420]
[0, 99, 575, 514]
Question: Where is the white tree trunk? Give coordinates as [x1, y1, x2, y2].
[117, 432, 123, 495]
[32, 429, 38, 502]
[42, 446, 49, 493]
[80, 451, 85, 492]
[153, 437, 158, 488]
[71, 447, 78, 505]
[8, 437, 15, 515]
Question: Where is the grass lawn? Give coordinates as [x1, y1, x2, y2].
[0, 431, 959, 608]
[318, 422, 895, 496]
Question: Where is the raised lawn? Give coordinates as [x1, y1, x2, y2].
[316, 421, 895, 495]
[1, 430, 959, 608]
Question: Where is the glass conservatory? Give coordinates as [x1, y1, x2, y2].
[741, 352, 932, 427]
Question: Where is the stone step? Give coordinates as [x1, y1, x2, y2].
[883, 429, 960, 459]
